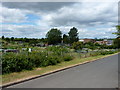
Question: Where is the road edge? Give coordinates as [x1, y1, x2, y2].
[1, 52, 119, 88]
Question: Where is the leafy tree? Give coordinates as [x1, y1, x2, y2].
[46, 28, 62, 45]
[5, 37, 10, 42]
[63, 34, 69, 44]
[24, 37, 29, 42]
[40, 38, 46, 43]
[68, 27, 79, 44]
[113, 25, 120, 48]
[2, 36, 4, 39]
[11, 37, 14, 41]
[114, 25, 120, 38]
[113, 38, 120, 48]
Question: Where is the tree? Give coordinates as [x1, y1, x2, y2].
[2, 36, 4, 39]
[46, 28, 62, 45]
[5, 37, 10, 42]
[24, 37, 29, 42]
[68, 27, 79, 44]
[113, 25, 120, 48]
[113, 38, 120, 48]
[11, 37, 14, 41]
[114, 25, 120, 38]
[63, 34, 69, 44]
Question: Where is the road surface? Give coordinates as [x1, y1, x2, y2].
[7, 54, 119, 88]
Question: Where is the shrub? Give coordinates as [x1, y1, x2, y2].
[4, 46, 117, 74]
[63, 54, 73, 61]
[29, 52, 46, 67]
[100, 51, 115, 55]
[2, 53, 34, 74]
[47, 56, 58, 65]
[72, 42, 83, 50]
[47, 46, 69, 54]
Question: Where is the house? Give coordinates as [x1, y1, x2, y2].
[95, 39, 113, 45]
[95, 41, 106, 45]
[79, 39, 96, 43]
[106, 40, 113, 45]
[79, 39, 84, 42]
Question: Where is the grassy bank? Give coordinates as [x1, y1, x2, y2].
[1, 52, 118, 85]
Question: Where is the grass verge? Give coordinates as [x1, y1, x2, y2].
[1, 52, 118, 86]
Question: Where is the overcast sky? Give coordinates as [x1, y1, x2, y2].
[0, 1, 118, 39]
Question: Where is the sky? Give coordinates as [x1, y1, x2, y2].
[0, 1, 119, 39]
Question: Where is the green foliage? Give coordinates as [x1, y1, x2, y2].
[46, 28, 62, 45]
[68, 27, 79, 44]
[2, 36, 4, 39]
[2, 46, 73, 74]
[100, 51, 115, 55]
[63, 55, 73, 61]
[11, 37, 14, 41]
[89, 52, 99, 56]
[114, 25, 120, 38]
[46, 46, 69, 53]
[1, 36, 48, 49]
[113, 38, 120, 48]
[112, 25, 120, 49]
[47, 55, 61, 65]
[84, 42, 97, 50]
[86, 50, 116, 56]
[94, 43, 101, 46]
[72, 42, 83, 50]
[63, 34, 69, 44]
[2, 53, 34, 74]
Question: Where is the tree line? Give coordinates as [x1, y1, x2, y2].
[1, 25, 120, 49]
[1, 27, 79, 45]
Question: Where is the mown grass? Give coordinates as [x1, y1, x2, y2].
[1, 53, 118, 85]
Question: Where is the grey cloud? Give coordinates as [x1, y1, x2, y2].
[1, 2, 117, 38]
[48, 2, 117, 27]
[51, 13, 117, 28]
[2, 2, 76, 12]
[2, 2, 117, 27]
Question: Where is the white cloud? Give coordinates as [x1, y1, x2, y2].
[42, 2, 117, 27]
[77, 27, 116, 38]
[0, 4, 31, 23]
[1, 2, 118, 38]
[1, 24, 50, 38]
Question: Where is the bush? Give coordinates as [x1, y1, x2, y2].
[47, 46, 69, 54]
[2, 46, 73, 74]
[63, 54, 73, 61]
[3, 46, 116, 74]
[72, 42, 83, 50]
[2, 53, 34, 74]
[48, 56, 58, 65]
[100, 51, 115, 55]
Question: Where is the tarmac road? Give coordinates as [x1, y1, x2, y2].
[7, 54, 119, 88]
